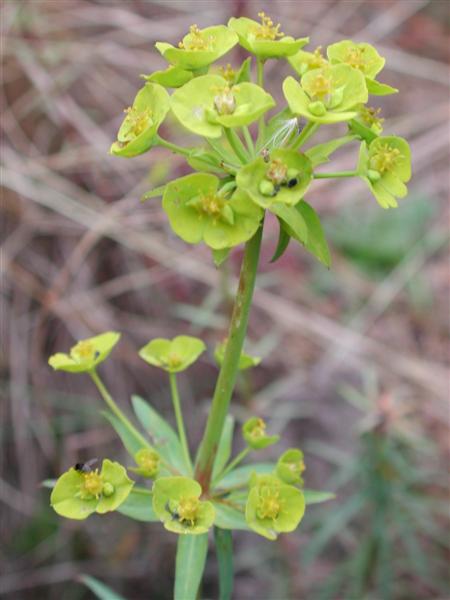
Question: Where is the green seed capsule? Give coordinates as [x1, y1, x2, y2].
[367, 169, 381, 182]
[102, 482, 115, 497]
[259, 180, 275, 196]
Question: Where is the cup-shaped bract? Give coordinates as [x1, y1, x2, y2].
[130, 448, 160, 479]
[276, 449, 305, 485]
[288, 46, 329, 77]
[162, 173, 263, 250]
[283, 64, 368, 124]
[245, 474, 305, 540]
[214, 340, 261, 371]
[50, 460, 134, 520]
[327, 40, 397, 96]
[237, 149, 313, 208]
[228, 13, 309, 59]
[358, 135, 411, 209]
[139, 335, 206, 373]
[155, 25, 238, 70]
[110, 83, 170, 157]
[48, 332, 121, 373]
[171, 75, 275, 138]
[242, 417, 279, 450]
[152, 476, 215, 534]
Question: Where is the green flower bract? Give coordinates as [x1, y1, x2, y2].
[152, 476, 215, 534]
[243, 417, 279, 450]
[139, 335, 206, 373]
[228, 16, 308, 59]
[48, 331, 120, 373]
[162, 173, 263, 250]
[358, 135, 411, 209]
[237, 149, 312, 208]
[283, 64, 368, 124]
[50, 460, 134, 520]
[155, 25, 238, 70]
[110, 83, 170, 157]
[245, 474, 305, 540]
[171, 75, 275, 138]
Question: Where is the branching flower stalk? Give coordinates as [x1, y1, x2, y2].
[47, 13, 411, 600]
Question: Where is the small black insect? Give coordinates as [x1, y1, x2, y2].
[261, 149, 270, 163]
[165, 501, 180, 521]
[74, 458, 98, 473]
[287, 178, 298, 188]
[94, 351, 101, 359]
[272, 184, 281, 196]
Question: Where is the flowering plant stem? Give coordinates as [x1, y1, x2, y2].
[89, 369, 149, 449]
[290, 121, 319, 150]
[314, 170, 358, 178]
[169, 372, 193, 475]
[212, 447, 250, 486]
[195, 222, 264, 491]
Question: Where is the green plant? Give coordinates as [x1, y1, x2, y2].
[304, 377, 450, 600]
[47, 13, 411, 599]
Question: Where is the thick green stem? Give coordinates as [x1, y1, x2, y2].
[89, 370, 149, 449]
[155, 135, 192, 157]
[314, 170, 358, 179]
[224, 128, 248, 163]
[169, 372, 193, 475]
[195, 223, 264, 490]
[290, 121, 319, 151]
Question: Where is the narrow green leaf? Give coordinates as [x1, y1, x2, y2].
[141, 184, 166, 202]
[303, 489, 336, 505]
[212, 416, 234, 480]
[218, 462, 275, 488]
[296, 201, 331, 267]
[270, 218, 291, 263]
[79, 575, 125, 600]
[214, 527, 234, 600]
[174, 533, 208, 600]
[117, 488, 157, 522]
[235, 57, 252, 84]
[213, 502, 250, 531]
[306, 135, 356, 167]
[212, 247, 230, 267]
[131, 395, 187, 474]
[270, 202, 308, 244]
[102, 411, 148, 458]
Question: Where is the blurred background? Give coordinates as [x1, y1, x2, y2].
[1, 0, 449, 598]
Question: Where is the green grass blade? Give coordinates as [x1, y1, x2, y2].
[79, 575, 125, 600]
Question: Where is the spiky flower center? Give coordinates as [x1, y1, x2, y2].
[308, 46, 327, 70]
[257, 486, 281, 520]
[71, 340, 96, 362]
[199, 193, 225, 217]
[252, 12, 284, 41]
[287, 457, 305, 475]
[179, 24, 214, 51]
[249, 418, 267, 440]
[178, 496, 200, 526]
[370, 144, 401, 174]
[136, 449, 160, 475]
[213, 86, 237, 115]
[219, 64, 236, 84]
[122, 106, 153, 139]
[360, 106, 384, 130]
[344, 46, 367, 71]
[267, 159, 288, 185]
[79, 470, 104, 500]
[307, 72, 332, 100]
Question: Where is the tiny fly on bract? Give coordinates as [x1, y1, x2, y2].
[165, 501, 180, 521]
[74, 458, 98, 473]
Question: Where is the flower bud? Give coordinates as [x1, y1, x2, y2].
[308, 101, 327, 116]
[214, 88, 236, 115]
[367, 169, 381, 182]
